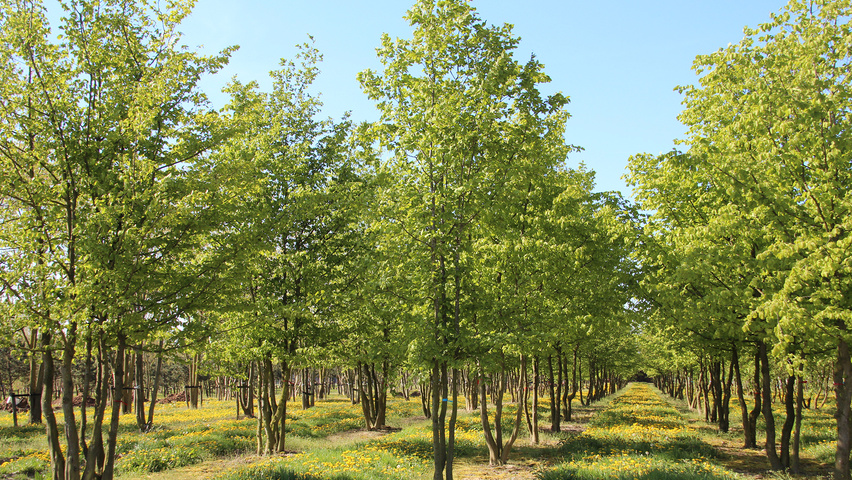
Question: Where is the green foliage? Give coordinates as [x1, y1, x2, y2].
[627, 0, 852, 384]
[208, 41, 362, 373]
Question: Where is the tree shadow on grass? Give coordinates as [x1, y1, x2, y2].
[558, 432, 718, 462]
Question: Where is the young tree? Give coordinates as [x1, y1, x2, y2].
[359, 1, 573, 477]
[631, 1, 852, 477]
[210, 42, 360, 454]
[0, 1, 233, 478]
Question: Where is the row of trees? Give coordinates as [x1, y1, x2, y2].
[0, 1, 641, 480]
[626, 1, 852, 479]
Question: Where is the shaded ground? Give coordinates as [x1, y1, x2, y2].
[703, 431, 830, 478]
[657, 390, 832, 479]
[325, 425, 400, 443]
[452, 404, 599, 480]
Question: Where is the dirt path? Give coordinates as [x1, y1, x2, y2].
[451, 403, 600, 480]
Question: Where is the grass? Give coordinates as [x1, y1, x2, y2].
[0, 384, 843, 480]
[0, 395, 430, 480]
[539, 383, 741, 480]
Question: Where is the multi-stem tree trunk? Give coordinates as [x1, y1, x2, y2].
[358, 361, 389, 430]
[121, 350, 135, 415]
[467, 369, 478, 411]
[60, 324, 82, 480]
[709, 360, 721, 424]
[239, 363, 255, 417]
[83, 332, 112, 480]
[431, 359, 449, 480]
[586, 359, 596, 404]
[188, 353, 201, 409]
[358, 363, 374, 428]
[254, 357, 290, 454]
[420, 378, 432, 418]
[530, 357, 540, 444]
[480, 360, 525, 466]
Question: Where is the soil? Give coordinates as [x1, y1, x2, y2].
[157, 391, 187, 404]
[50, 395, 96, 408]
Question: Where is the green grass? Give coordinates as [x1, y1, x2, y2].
[0, 385, 843, 480]
[541, 383, 741, 480]
[538, 454, 740, 480]
[0, 396, 424, 478]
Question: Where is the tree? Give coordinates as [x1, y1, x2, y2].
[359, 1, 574, 477]
[631, 1, 852, 477]
[210, 42, 360, 454]
[0, 1, 233, 478]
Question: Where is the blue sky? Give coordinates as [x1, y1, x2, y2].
[179, 0, 788, 195]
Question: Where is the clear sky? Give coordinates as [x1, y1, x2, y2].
[178, 0, 789, 196]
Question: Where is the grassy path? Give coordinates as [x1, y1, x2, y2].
[538, 383, 741, 480]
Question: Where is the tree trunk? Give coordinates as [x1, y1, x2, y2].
[564, 347, 578, 421]
[28, 328, 44, 424]
[480, 367, 502, 465]
[146, 340, 165, 428]
[60, 325, 81, 480]
[780, 374, 796, 468]
[41, 332, 66, 480]
[103, 334, 127, 480]
[82, 333, 111, 480]
[792, 373, 804, 473]
[80, 335, 93, 459]
[274, 362, 291, 453]
[431, 359, 449, 480]
[720, 356, 734, 433]
[359, 363, 375, 428]
[373, 361, 389, 428]
[420, 379, 432, 418]
[531, 357, 540, 444]
[748, 346, 762, 449]
[732, 344, 756, 448]
[447, 368, 459, 480]
[549, 354, 560, 432]
[134, 347, 146, 431]
[499, 362, 524, 465]
[759, 341, 783, 470]
[834, 337, 852, 480]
